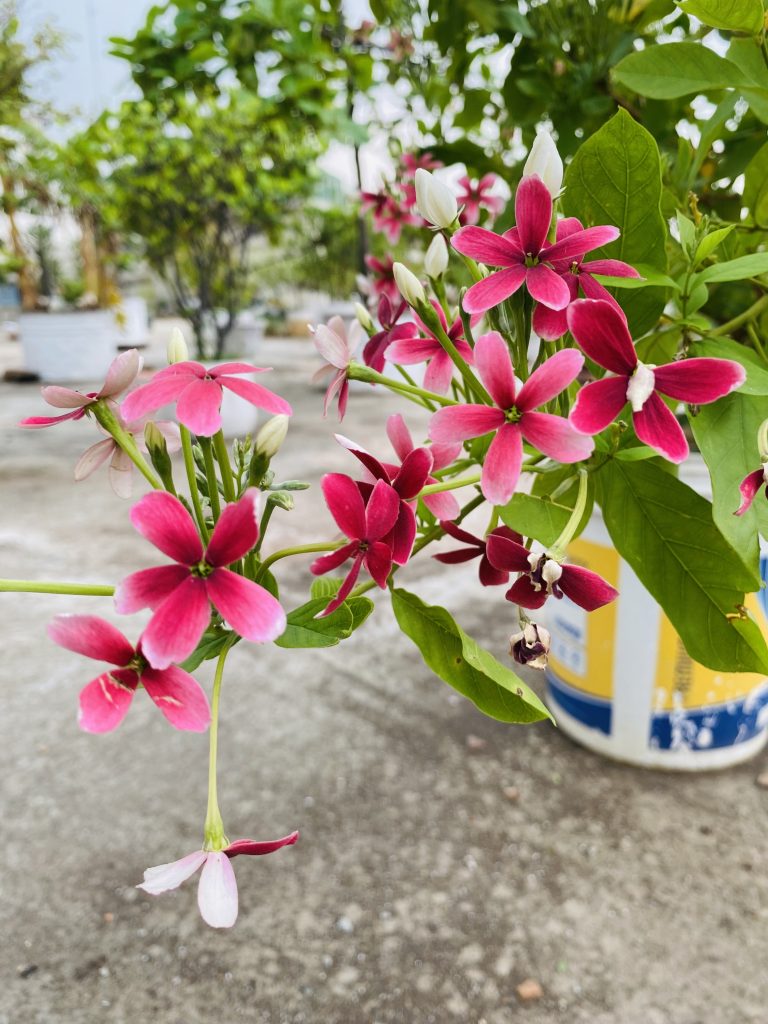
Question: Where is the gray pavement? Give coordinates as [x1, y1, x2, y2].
[1, 334, 768, 1024]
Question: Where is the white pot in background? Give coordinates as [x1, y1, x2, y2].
[20, 311, 118, 383]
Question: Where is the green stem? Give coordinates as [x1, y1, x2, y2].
[0, 579, 114, 596]
[257, 541, 341, 580]
[747, 323, 768, 364]
[416, 301, 492, 404]
[199, 437, 221, 520]
[203, 637, 236, 851]
[91, 402, 162, 490]
[418, 473, 481, 497]
[548, 469, 589, 561]
[347, 362, 455, 406]
[394, 365, 435, 410]
[709, 293, 768, 337]
[180, 426, 209, 542]
[212, 430, 237, 502]
[255, 501, 276, 554]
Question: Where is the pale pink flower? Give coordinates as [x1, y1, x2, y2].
[311, 316, 362, 420]
[75, 416, 180, 498]
[363, 295, 418, 373]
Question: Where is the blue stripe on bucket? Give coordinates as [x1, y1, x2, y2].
[649, 690, 768, 751]
[545, 672, 612, 735]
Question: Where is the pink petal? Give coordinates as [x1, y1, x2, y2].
[206, 568, 286, 643]
[198, 852, 238, 928]
[434, 547, 479, 565]
[365, 539, 395, 585]
[334, 434, 388, 483]
[205, 490, 260, 567]
[451, 225, 521, 265]
[225, 831, 299, 857]
[394, 447, 433, 500]
[578, 273, 625, 307]
[652, 358, 746, 404]
[515, 176, 552, 255]
[176, 378, 224, 436]
[129, 491, 204, 565]
[429, 404, 504, 443]
[100, 348, 142, 397]
[566, 299, 637, 375]
[482, 422, 523, 506]
[310, 541, 358, 576]
[559, 564, 619, 611]
[219, 376, 292, 416]
[462, 266, 527, 314]
[386, 414, 414, 461]
[140, 576, 212, 670]
[423, 352, 456, 394]
[430, 440, 462, 471]
[521, 411, 595, 463]
[19, 409, 85, 428]
[505, 574, 549, 610]
[321, 370, 344, 418]
[321, 553, 365, 616]
[525, 264, 571, 310]
[544, 226, 620, 263]
[314, 325, 350, 368]
[208, 361, 266, 376]
[532, 302, 569, 341]
[570, 377, 629, 435]
[633, 392, 689, 463]
[120, 373, 195, 422]
[390, 504, 417, 564]
[556, 217, 584, 241]
[40, 386, 92, 409]
[108, 448, 135, 499]
[142, 665, 212, 731]
[385, 337, 441, 364]
[478, 554, 509, 587]
[364, 479, 401, 540]
[486, 532, 533, 573]
[138, 850, 207, 894]
[475, 331, 516, 408]
[47, 614, 134, 665]
[516, 349, 584, 412]
[583, 259, 640, 278]
[423, 489, 460, 521]
[74, 438, 116, 481]
[736, 468, 766, 517]
[322, 473, 367, 540]
[115, 564, 192, 613]
[78, 670, 137, 733]
[337, 380, 350, 420]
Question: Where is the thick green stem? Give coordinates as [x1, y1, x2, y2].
[180, 427, 209, 542]
[199, 437, 221, 520]
[0, 579, 114, 596]
[91, 402, 162, 490]
[203, 638, 235, 851]
[212, 430, 237, 502]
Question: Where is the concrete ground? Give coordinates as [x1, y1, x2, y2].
[1, 330, 767, 1024]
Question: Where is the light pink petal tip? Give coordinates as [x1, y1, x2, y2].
[139, 576, 212, 670]
[101, 348, 142, 397]
[175, 377, 224, 436]
[138, 850, 208, 894]
[206, 569, 286, 643]
[142, 665, 211, 731]
[205, 490, 260, 567]
[198, 852, 239, 928]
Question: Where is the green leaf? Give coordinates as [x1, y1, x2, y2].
[563, 109, 667, 336]
[690, 336, 768, 395]
[744, 142, 768, 227]
[274, 591, 374, 649]
[694, 252, 768, 283]
[592, 269, 680, 290]
[677, 0, 764, 34]
[613, 42, 749, 99]
[390, 588, 553, 724]
[676, 211, 696, 255]
[694, 225, 736, 264]
[498, 492, 573, 546]
[613, 445, 659, 461]
[596, 459, 768, 673]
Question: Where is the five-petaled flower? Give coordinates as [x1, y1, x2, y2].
[385, 414, 462, 522]
[138, 831, 299, 929]
[360, 190, 419, 244]
[363, 295, 419, 373]
[429, 331, 593, 506]
[486, 532, 618, 612]
[567, 299, 746, 463]
[433, 523, 522, 586]
[311, 315, 362, 420]
[121, 360, 291, 437]
[451, 175, 619, 315]
[116, 490, 286, 669]
[385, 300, 474, 395]
[48, 614, 210, 733]
[456, 174, 505, 226]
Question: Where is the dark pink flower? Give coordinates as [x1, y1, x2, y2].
[19, 349, 142, 428]
[451, 176, 619, 315]
[385, 300, 474, 395]
[121, 361, 291, 437]
[138, 831, 298, 929]
[531, 217, 640, 340]
[363, 294, 419, 373]
[385, 413, 461, 521]
[311, 475, 400, 615]
[434, 523, 522, 586]
[457, 174, 505, 226]
[735, 464, 768, 516]
[364, 254, 400, 306]
[116, 490, 285, 669]
[429, 332, 593, 506]
[401, 151, 442, 181]
[360, 190, 419, 244]
[486, 532, 618, 612]
[311, 315, 362, 420]
[47, 614, 210, 733]
[567, 299, 746, 463]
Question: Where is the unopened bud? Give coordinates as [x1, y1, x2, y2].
[354, 302, 374, 333]
[415, 168, 458, 229]
[167, 326, 189, 364]
[424, 233, 449, 278]
[509, 622, 551, 670]
[143, 422, 174, 490]
[393, 262, 426, 307]
[254, 414, 290, 459]
[523, 130, 563, 198]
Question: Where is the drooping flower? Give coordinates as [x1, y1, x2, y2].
[311, 475, 400, 615]
[456, 174, 505, 226]
[567, 299, 746, 463]
[116, 490, 285, 669]
[311, 315, 362, 419]
[433, 523, 522, 586]
[363, 295, 419, 373]
[138, 831, 299, 929]
[19, 349, 142, 429]
[429, 332, 593, 506]
[385, 301, 474, 395]
[75, 415, 180, 498]
[522, 130, 563, 198]
[735, 463, 768, 516]
[509, 622, 551, 669]
[451, 176, 619, 315]
[364, 254, 400, 306]
[47, 614, 210, 733]
[360, 190, 419, 245]
[531, 217, 640, 341]
[385, 413, 462, 521]
[486, 532, 618, 612]
[121, 361, 291, 437]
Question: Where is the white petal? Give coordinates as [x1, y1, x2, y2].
[74, 438, 116, 481]
[137, 850, 207, 894]
[197, 852, 238, 928]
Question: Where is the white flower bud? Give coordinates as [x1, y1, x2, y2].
[167, 326, 189, 364]
[424, 233, 449, 278]
[354, 302, 374, 332]
[415, 168, 458, 229]
[393, 262, 426, 307]
[523, 130, 564, 198]
[254, 414, 290, 459]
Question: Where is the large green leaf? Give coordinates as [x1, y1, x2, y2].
[563, 109, 667, 336]
[677, 0, 764, 33]
[613, 42, 748, 99]
[390, 588, 553, 724]
[596, 459, 768, 673]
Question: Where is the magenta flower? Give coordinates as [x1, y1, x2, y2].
[385, 300, 474, 394]
[47, 614, 210, 733]
[360, 190, 419, 244]
[401, 151, 442, 180]
[451, 175, 619, 315]
[735, 463, 768, 516]
[429, 332, 593, 506]
[311, 475, 400, 615]
[531, 217, 640, 340]
[486, 532, 618, 612]
[434, 523, 522, 586]
[138, 831, 299, 929]
[75, 416, 180, 498]
[116, 490, 285, 669]
[363, 295, 419, 373]
[311, 315, 362, 420]
[567, 299, 746, 463]
[385, 413, 461, 521]
[364, 254, 401, 306]
[19, 349, 142, 429]
[457, 174, 505, 226]
[121, 361, 291, 437]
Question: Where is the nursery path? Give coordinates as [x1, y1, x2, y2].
[1, 332, 767, 1024]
